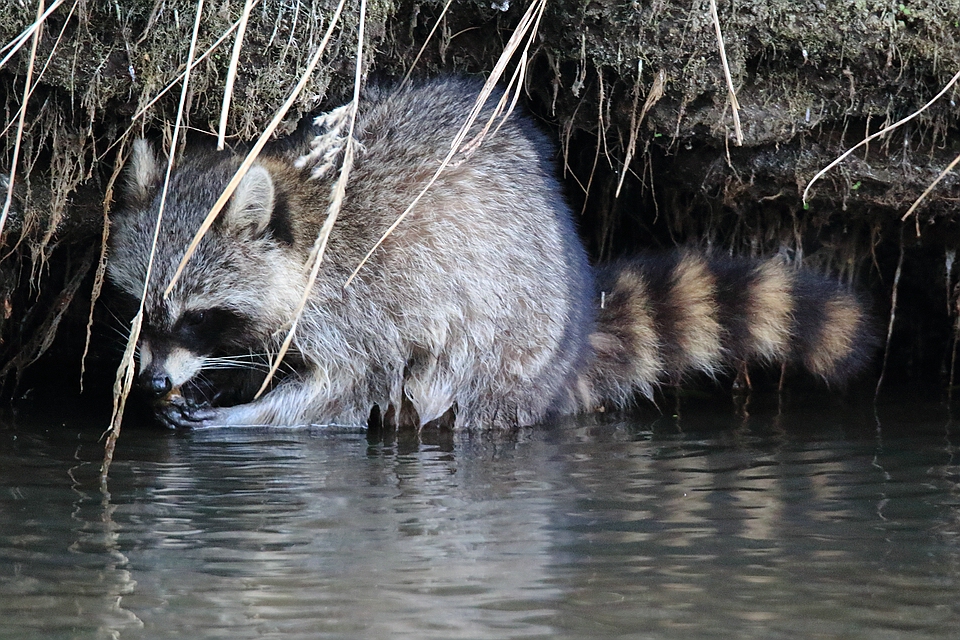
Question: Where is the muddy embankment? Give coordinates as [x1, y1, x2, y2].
[0, 0, 958, 409]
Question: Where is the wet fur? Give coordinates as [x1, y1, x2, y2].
[107, 77, 874, 430]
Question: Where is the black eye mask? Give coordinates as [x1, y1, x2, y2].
[173, 307, 252, 354]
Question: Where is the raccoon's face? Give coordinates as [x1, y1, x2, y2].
[135, 307, 261, 405]
[107, 140, 306, 408]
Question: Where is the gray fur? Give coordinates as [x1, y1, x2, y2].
[107, 78, 873, 430]
[108, 78, 594, 429]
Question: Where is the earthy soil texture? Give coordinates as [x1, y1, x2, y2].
[1, 0, 959, 403]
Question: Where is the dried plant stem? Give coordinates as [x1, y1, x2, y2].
[900, 148, 960, 227]
[875, 224, 905, 401]
[0, 0, 66, 71]
[0, 0, 45, 241]
[401, 0, 453, 89]
[345, 0, 548, 287]
[256, 0, 367, 399]
[709, 0, 742, 146]
[102, 0, 207, 481]
[0, 0, 80, 140]
[81, 145, 128, 391]
[127, 1, 262, 125]
[217, 0, 254, 149]
[804, 65, 960, 204]
[164, 0, 349, 298]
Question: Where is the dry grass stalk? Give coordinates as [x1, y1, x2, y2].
[125, 1, 263, 132]
[875, 224, 905, 400]
[0, 0, 46, 242]
[469, 0, 546, 145]
[709, 0, 743, 146]
[80, 144, 128, 392]
[257, 0, 368, 399]
[804, 65, 960, 204]
[344, 0, 548, 287]
[102, 0, 208, 480]
[163, 0, 349, 299]
[900, 148, 960, 229]
[217, 0, 255, 150]
[0, 0, 79, 140]
[400, 0, 454, 88]
[616, 68, 664, 198]
[0, 0, 67, 71]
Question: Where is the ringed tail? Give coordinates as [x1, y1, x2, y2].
[586, 251, 875, 408]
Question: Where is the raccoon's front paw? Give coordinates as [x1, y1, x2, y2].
[156, 394, 222, 429]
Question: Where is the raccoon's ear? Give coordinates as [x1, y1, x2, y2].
[123, 139, 163, 208]
[222, 164, 275, 238]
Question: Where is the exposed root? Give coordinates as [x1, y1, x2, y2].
[615, 68, 664, 198]
[901, 148, 960, 232]
[80, 144, 128, 392]
[875, 224, 905, 401]
[804, 66, 960, 204]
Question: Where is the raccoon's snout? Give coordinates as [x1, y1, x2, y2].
[138, 339, 203, 401]
[141, 367, 173, 398]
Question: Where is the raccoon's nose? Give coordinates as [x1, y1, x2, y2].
[142, 370, 173, 398]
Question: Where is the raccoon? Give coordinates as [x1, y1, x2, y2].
[106, 77, 874, 430]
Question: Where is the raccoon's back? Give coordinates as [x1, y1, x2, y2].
[305, 78, 596, 428]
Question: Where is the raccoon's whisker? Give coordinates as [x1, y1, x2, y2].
[188, 374, 217, 406]
[199, 356, 300, 374]
[202, 354, 276, 368]
[203, 362, 272, 372]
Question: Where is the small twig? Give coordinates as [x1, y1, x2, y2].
[709, 0, 742, 146]
[217, 0, 254, 149]
[804, 65, 960, 204]
[256, 0, 366, 398]
[164, 0, 349, 298]
[0, 0, 45, 241]
[103, 0, 207, 481]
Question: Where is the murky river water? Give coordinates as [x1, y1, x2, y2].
[1, 394, 959, 639]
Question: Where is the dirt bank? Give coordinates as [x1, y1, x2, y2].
[1, 0, 959, 401]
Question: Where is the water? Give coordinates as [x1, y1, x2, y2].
[1, 395, 959, 639]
